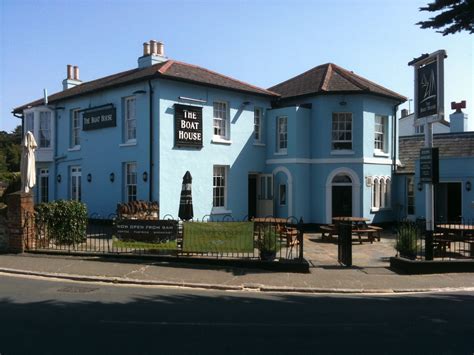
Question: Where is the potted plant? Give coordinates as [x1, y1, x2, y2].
[396, 222, 418, 260]
[259, 229, 278, 261]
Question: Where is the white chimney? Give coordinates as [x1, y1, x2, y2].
[62, 64, 82, 90]
[138, 40, 167, 68]
[450, 100, 468, 133]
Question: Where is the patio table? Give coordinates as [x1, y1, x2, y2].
[435, 224, 474, 257]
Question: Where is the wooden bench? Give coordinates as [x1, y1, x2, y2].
[320, 225, 336, 241]
[367, 225, 382, 241]
[352, 229, 376, 244]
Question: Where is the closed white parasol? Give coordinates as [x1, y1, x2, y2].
[20, 131, 38, 194]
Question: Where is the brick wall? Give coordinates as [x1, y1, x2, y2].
[6, 192, 35, 253]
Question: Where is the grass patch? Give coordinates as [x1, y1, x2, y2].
[183, 222, 254, 253]
[113, 239, 178, 250]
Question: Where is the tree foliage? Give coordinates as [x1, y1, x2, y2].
[0, 125, 22, 174]
[417, 0, 474, 35]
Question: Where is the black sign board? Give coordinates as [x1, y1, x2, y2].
[115, 220, 178, 243]
[174, 104, 203, 148]
[417, 60, 438, 119]
[420, 147, 439, 184]
[83, 107, 116, 131]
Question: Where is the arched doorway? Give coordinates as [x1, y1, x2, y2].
[332, 173, 352, 218]
[325, 168, 360, 223]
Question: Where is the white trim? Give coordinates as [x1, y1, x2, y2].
[253, 142, 266, 147]
[211, 138, 232, 145]
[325, 167, 361, 224]
[272, 166, 293, 217]
[266, 157, 396, 165]
[211, 208, 233, 215]
[119, 142, 137, 147]
[67, 147, 81, 152]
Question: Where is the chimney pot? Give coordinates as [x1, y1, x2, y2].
[149, 40, 157, 55]
[67, 64, 73, 80]
[73, 66, 80, 81]
[143, 42, 151, 56]
[157, 41, 164, 56]
[401, 108, 408, 118]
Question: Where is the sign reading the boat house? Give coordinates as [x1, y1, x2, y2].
[83, 107, 117, 131]
[417, 60, 438, 119]
[174, 104, 203, 148]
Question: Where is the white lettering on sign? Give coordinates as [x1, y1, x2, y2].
[180, 120, 200, 130]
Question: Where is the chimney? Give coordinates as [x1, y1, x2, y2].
[138, 40, 167, 68]
[401, 108, 408, 118]
[450, 100, 468, 133]
[62, 64, 82, 90]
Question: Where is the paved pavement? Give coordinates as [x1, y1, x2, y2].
[0, 233, 473, 294]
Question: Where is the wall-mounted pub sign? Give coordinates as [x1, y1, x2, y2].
[83, 107, 117, 131]
[420, 147, 439, 184]
[417, 60, 438, 119]
[174, 104, 203, 148]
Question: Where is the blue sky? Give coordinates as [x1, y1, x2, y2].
[1, 0, 472, 132]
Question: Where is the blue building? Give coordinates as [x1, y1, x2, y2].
[13, 40, 408, 224]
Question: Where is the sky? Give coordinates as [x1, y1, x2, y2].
[0, 0, 473, 132]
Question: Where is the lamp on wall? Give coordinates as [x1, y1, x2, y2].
[57, 174, 61, 183]
[142, 171, 148, 182]
[87, 173, 92, 183]
[417, 182, 423, 191]
[109, 173, 115, 182]
[466, 181, 472, 191]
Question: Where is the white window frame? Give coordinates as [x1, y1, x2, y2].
[124, 96, 137, 143]
[213, 165, 228, 210]
[70, 109, 81, 149]
[332, 112, 352, 151]
[279, 183, 287, 206]
[39, 111, 52, 148]
[276, 116, 287, 154]
[254, 107, 263, 144]
[38, 168, 49, 203]
[213, 101, 230, 141]
[371, 176, 391, 211]
[124, 162, 137, 202]
[70, 166, 82, 202]
[374, 115, 388, 154]
[25, 112, 34, 134]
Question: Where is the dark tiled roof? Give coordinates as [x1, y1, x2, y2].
[13, 60, 279, 113]
[268, 63, 406, 102]
[398, 132, 474, 173]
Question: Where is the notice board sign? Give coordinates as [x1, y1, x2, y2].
[417, 61, 438, 119]
[115, 220, 178, 243]
[83, 107, 117, 131]
[174, 104, 203, 148]
[420, 147, 439, 184]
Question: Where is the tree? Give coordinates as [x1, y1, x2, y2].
[417, 0, 474, 36]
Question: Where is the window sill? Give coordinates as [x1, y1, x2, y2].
[373, 151, 389, 157]
[371, 207, 392, 213]
[253, 142, 265, 147]
[120, 141, 137, 147]
[211, 208, 232, 215]
[68, 146, 81, 152]
[211, 138, 232, 145]
[274, 151, 287, 156]
[331, 150, 355, 155]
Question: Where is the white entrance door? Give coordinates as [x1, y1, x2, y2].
[257, 174, 273, 217]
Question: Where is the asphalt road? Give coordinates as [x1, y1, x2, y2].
[0, 274, 473, 355]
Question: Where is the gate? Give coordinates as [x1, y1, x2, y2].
[337, 222, 352, 266]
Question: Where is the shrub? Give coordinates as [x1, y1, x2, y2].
[0, 173, 21, 203]
[35, 200, 88, 245]
[396, 222, 419, 259]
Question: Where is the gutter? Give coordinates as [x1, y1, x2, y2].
[392, 102, 401, 174]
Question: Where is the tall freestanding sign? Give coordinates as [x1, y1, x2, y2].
[408, 50, 447, 261]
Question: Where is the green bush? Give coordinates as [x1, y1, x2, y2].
[396, 222, 418, 259]
[35, 200, 88, 245]
[0, 173, 21, 203]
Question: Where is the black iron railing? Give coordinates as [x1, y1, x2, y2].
[396, 218, 474, 261]
[24, 212, 305, 263]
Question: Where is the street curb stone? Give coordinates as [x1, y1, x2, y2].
[1, 267, 473, 294]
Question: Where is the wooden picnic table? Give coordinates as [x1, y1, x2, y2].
[322, 217, 381, 244]
[434, 224, 474, 256]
